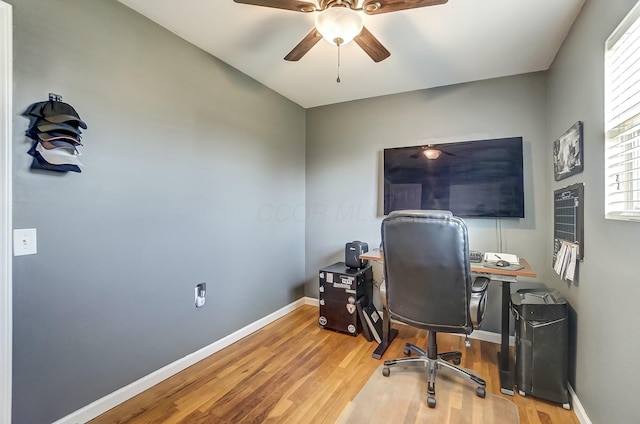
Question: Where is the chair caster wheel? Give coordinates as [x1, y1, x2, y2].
[476, 387, 486, 398]
[453, 358, 461, 365]
[427, 396, 436, 408]
[382, 367, 390, 377]
[562, 403, 571, 410]
[403, 348, 411, 356]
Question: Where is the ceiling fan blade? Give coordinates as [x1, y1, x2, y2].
[362, 0, 447, 15]
[284, 28, 322, 61]
[233, 0, 318, 13]
[354, 27, 390, 62]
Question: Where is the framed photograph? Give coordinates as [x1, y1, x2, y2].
[553, 121, 584, 181]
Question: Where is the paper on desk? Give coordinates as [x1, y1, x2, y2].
[484, 252, 519, 264]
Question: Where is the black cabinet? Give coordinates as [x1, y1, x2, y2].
[318, 262, 373, 336]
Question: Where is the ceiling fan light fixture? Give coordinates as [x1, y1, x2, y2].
[363, 2, 381, 13]
[315, 7, 364, 46]
[423, 149, 442, 160]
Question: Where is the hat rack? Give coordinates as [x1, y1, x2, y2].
[23, 93, 85, 173]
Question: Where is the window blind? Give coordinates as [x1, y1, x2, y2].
[605, 2, 640, 221]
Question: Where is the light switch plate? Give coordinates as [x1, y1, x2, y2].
[13, 228, 37, 256]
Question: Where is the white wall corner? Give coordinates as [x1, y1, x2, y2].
[304, 296, 319, 306]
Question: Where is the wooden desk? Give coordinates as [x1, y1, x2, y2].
[360, 249, 537, 396]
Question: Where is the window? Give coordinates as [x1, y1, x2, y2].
[605, 2, 640, 221]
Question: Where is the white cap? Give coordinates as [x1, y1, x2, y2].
[35, 142, 83, 167]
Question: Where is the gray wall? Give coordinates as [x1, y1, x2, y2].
[305, 74, 552, 334]
[10, 1, 305, 423]
[546, 0, 640, 422]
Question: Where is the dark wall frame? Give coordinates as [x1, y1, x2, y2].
[553, 121, 584, 181]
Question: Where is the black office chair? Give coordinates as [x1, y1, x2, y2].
[381, 210, 488, 408]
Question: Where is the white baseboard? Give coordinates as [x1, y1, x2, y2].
[569, 384, 591, 424]
[53, 297, 310, 424]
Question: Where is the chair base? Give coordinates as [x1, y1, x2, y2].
[382, 338, 486, 408]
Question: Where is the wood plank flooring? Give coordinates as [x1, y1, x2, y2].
[90, 305, 579, 424]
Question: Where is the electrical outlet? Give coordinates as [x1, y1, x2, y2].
[13, 228, 37, 256]
[195, 283, 206, 308]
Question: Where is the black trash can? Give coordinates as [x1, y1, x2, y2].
[511, 288, 570, 409]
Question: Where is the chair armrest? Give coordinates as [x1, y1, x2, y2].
[472, 276, 489, 293]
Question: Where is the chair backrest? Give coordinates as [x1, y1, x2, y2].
[381, 210, 473, 334]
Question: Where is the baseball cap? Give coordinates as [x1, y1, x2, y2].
[35, 141, 84, 166]
[36, 121, 82, 135]
[43, 114, 87, 129]
[23, 100, 88, 129]
[36, 132, 82, 145]
[40, 101, 87, 129]
[22, 101, 48, 118]
[30, 154, 81, 173]
[40, 139, 80, 153]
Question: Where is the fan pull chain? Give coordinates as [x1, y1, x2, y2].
[336, 42, 341, 83]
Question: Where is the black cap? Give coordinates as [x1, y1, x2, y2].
[36, 121, 82, 136]
[22, 100, 87, 129]
[41, 101, 87, 129]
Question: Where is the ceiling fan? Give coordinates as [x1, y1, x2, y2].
[410, 145, 455, 160]
[233, 0, 448, 63]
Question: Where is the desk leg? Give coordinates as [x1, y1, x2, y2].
[372, 308, 398, 360]
[498, 280, 514, 395]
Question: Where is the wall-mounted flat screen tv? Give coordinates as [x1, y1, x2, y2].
[383, 137, 525, 218]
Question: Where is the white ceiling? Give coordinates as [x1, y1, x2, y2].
[117, 0, 585, 109]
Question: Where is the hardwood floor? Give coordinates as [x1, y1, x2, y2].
[90, 305, 579, 424]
